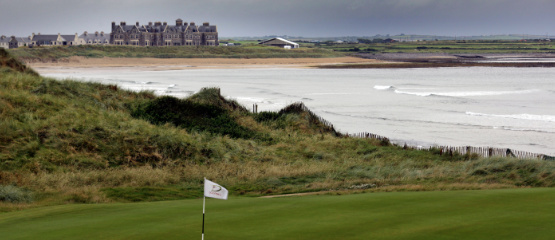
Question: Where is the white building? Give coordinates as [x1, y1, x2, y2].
[30, 33, 83, 47]
[259, 37, 299, 49]
[0, 36, 9, 49]
[80, 31, 110, 45]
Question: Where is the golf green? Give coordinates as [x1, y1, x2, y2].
[1, 188, 554, 240]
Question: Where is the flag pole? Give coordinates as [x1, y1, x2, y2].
[202, 194, 206, 240]
[202, 177, 206, 240]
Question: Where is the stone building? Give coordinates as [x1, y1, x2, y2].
[110, 19, 218, 46]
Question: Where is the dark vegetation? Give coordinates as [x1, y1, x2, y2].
[315, 40, 555, 54]
[0, 47, 554, 211]
[132, 94, 260, 140]
[317, 62, 555, 69]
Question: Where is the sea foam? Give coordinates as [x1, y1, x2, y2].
[467, 112, 555, 122]
[395, 89, 539, 97]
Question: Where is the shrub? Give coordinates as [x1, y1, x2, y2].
[0, 185, 33, 203]
[131, 96, 258, 139]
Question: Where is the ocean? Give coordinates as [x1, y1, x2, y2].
[41, 66, 555, 155]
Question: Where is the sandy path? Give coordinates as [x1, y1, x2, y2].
[28, 56, 381, 70]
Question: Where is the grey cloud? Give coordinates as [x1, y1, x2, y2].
[1, 0, 554, 37]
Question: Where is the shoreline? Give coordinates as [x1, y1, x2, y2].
[28, 56, 381, 71]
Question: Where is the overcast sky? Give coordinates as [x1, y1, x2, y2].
[1, 0, 554, 38]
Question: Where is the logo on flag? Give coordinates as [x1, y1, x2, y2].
[204, 179, 228, 200]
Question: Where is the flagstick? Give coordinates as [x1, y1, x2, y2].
[202, 195, 206, 240]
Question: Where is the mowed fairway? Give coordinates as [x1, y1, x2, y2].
[1, 188, 554, 240]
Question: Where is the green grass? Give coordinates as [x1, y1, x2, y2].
[0, 188, 553, 240]
[8, 45, 344, 61]
[8, 41, 555, 63]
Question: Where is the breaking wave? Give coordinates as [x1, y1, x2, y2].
[373, 85, 395, 90]
[395, 89, 539, 97]
[467, 112, 555, 122]
[493, 126, 555, 134]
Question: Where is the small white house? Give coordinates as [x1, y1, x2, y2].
[259, 37, 299, 49]
[31, 33, 82, 46]
[0, 36, 9, 49]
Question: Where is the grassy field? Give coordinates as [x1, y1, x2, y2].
[1, 188, 553, 240]
[8, 45, 344, 62]
[317, 41, 555, 54]
[7, 40, 555, 63]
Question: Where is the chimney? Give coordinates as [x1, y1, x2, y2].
[121, 21, 126, 26]
[112, 21, 116, 31]
[95, 31, 99, 36]
[203, 22, 209, 26]
[190, 22, 195, 26]
[1, 35, 5, 40]
[149, 22, 153, 26]
[136, 21, 139, 27]
[176, 18, 183, 26]
[163, 22, 167, 25]
[101, 31, 104, 36]
[155, 22, 161, 26]
[184, 22, 188, 26]
[84, 31, 88, 36]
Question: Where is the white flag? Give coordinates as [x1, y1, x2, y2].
[204, 179, 228, 200]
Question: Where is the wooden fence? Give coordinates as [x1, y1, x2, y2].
[350, 131, 553, 160]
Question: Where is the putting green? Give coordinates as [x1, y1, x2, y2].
[1, 188, 554, 240]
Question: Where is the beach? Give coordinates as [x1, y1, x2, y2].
[28, 54, 555, 72]
[28, 56, 381, 71]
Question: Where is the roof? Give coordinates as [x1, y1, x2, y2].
[259, 37, 299, 46]
[14, 37, 32, 43]
[32, 34, 59, 42]
[113, 20, 216, 34]
[79, 32, 110, 42]
[61, 35, 76, 41]
[198, 25, 217, 33]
